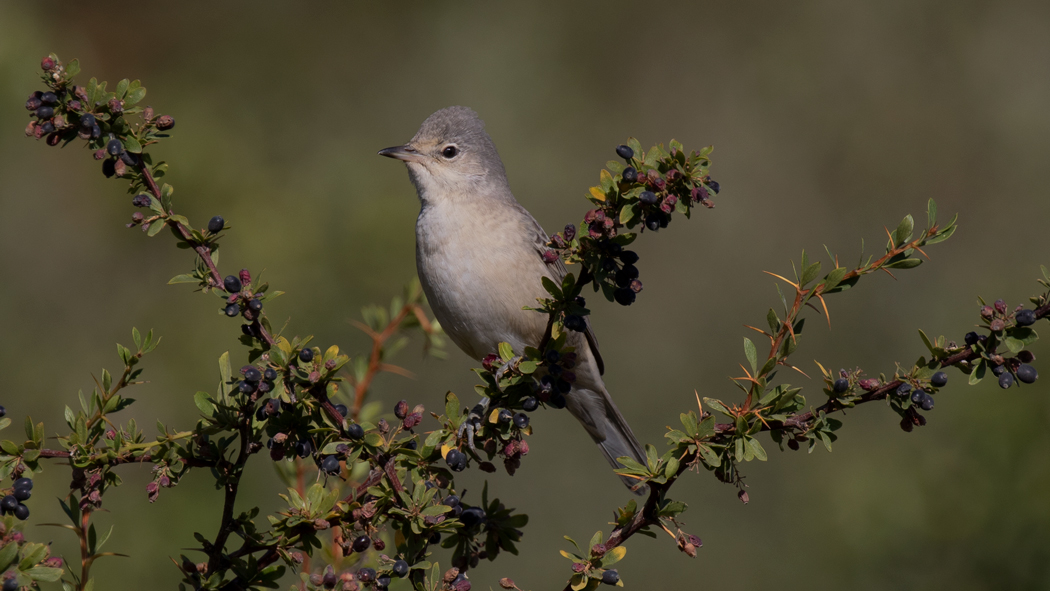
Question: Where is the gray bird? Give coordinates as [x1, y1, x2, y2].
[379, 106, 646, 492]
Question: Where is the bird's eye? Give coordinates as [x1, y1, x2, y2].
[442, 145, 458, 158]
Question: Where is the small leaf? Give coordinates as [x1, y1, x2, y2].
[743, 338, 757, 374]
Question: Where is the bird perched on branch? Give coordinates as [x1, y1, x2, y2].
[379, 106, 645, 492]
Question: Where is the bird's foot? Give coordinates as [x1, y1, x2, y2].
[494, 356, 522, 382]
[456, 398, 490, 452]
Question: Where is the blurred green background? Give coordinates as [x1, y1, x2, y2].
[2, 1, 1050, 589]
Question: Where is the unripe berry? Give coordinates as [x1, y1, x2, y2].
[156, 115, 175, 130]
[994, 299, 1007, 314]
[394, 399, 409, 419]
[41, 56, 56, 70]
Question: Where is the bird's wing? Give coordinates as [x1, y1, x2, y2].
[516, 204, 606, 375]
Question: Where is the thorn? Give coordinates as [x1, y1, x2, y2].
[781, 362, 811, 379]
[880, 267, 898, 281]
[815, 294, 831, 328]
[915, 245, 932, 260]
[743, 325, 771, 337]
[762, 271, 799, 290]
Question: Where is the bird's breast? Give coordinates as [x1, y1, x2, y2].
[415, 202, 549, 360]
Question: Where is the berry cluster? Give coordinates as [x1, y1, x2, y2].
[0, 478, 33, 522]
[220, 269, 270, 332]
[965, 299, 1041, 389]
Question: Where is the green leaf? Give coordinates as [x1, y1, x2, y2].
[743, 338, 757, 374]
[167, 273, 199, 284]
[969, 359, 986, 385]
[125, 85, 147, 105]
[498, 342, 514, 361]
[121, 136, 142, 154]
[893, 214, 914, 247]
[885, 258, 922, 269]
[0, 542, 17, 572]
[800, 261, 822, 287]
[194, 392, 216, 416]
[926, 199, 937, 228]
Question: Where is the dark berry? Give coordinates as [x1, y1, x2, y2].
[224, 303, 240, 317]
[613, 287, 636, 306]
[248, 299, 263, 313]
[992, 364, 1005, 376]
[335, 404, 348, 417]
[549, 392, 567, 409]
[707, 179, 720, 193]
[12, 486, 29, 502]
[644, 215, 661, 232]
[964, 332, 978, 346]
[619, 250, 639, 265]
[545, 349, 560, 364]
[356, 568, 376, 582]
[930, 372, 948, 387]
[299, 348, 314, 362]
[132, 194, 151, 207]
[513, 412, 529, 429]
[920, 394, 935, 411]
[460, 506, 485, 528]
[265, 398, 281, 415]
[428, 532, 441, 544]
[238, 380, 255, 394]
[255, 406, 268, 422]
[264, 368, 278, 381]
[394, 399, 409, 419]
[0, 496, 17, 513]
[106, 138, 123, 155]
[91, 124, 101, 139]
[352, 535, 371, 553]
[26, 95, 42, 111]
[35, 106, 54, 119]
[639, 191, 658, 206]
[79, 113, 96, 129]
[13, 504, 28, 521]
[347, 423, 364, 440]
[1016, 309, 1037, 327]
[622, 166, 637, 183]
[443, 495, 461, 507]
[896, 383, 912, 397]
[244, 367, 262, 382]
[13, 478, 32, 491]
[1, 577, 16, 591]
[999, 372, 1015, 389]
[601, 569, 619, 585]
[207, 216, 225, 233]
[223, 275, 242, 294]
[615, 145, 634, 160]
[321, 455, 341, 475]
[787, 438, 800, 450]
[0, 407, 6, 418]
[392, 560, 409, 578]
[564, 315, 586, 332]
[522, 396, 539, 412]
[911, 390, 924, 404]
[295, 440, 313, 458]
[497, 408, 513, 424]
[446, 450, 467, 472]
[832, 378, 849, 393]
[376, 575, 391, 589]
[1017, 364, 1038, 384]
[40, 121, 55, 134]
[322, 572, 338, 588]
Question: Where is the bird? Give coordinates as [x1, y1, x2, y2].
[379, 106, 646, 492]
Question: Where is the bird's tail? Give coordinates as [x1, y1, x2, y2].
[566, 385, 648, 495]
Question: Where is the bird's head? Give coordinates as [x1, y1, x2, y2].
[379, 106, 509, 202]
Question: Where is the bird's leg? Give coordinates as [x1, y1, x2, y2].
[494, 356, 521, 383]
[457, 397, 490, 451]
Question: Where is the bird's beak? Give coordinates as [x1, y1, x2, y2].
[378, 145, 424, 163]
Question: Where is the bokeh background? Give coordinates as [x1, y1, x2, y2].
[1, 1, 1049, 589]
